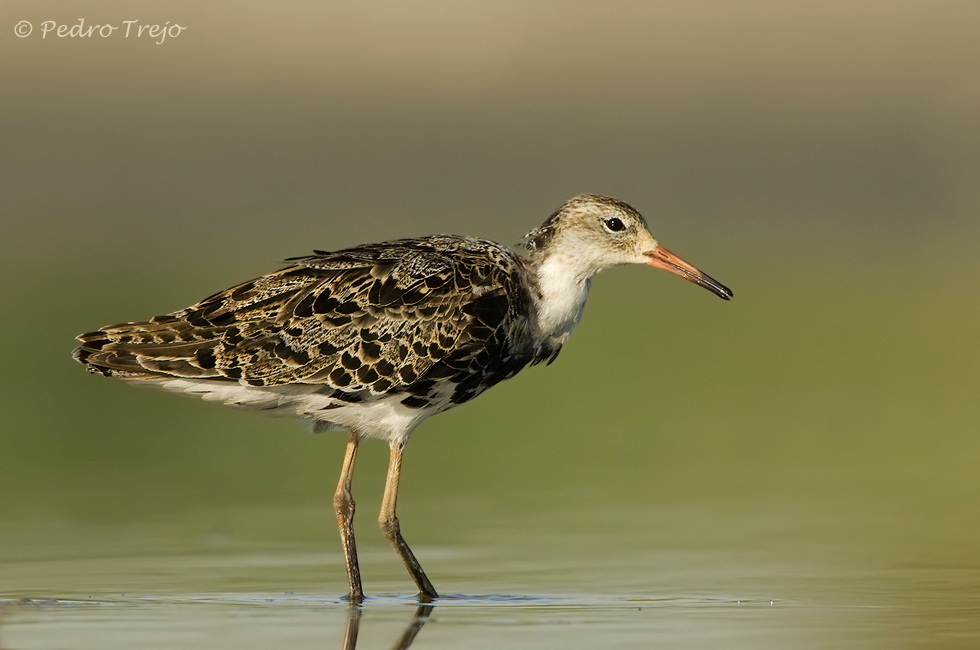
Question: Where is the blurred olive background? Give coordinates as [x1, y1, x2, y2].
[1, 1, 979, 647]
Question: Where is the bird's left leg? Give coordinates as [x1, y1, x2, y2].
[379, 439, 439, 601]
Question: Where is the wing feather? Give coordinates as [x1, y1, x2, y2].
[74, 236, 535, 407]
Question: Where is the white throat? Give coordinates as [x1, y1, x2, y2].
[531, 253, 592, 343]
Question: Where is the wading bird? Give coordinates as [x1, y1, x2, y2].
[74, 194, 732, 603]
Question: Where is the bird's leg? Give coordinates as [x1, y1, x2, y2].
[379, 439, 439, 601]
[334, 430, 363, 604]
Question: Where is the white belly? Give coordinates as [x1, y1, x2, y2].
[145, 377, 437, 442]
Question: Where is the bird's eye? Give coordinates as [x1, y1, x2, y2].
[603, 217, 626, 232]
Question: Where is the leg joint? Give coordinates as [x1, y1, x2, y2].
[334, 489, 355, 518]
[379, 512, 400, 541]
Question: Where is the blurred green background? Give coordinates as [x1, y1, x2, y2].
[1, 1, 979, 646]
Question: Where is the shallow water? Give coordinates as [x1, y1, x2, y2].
[0, 595, 843, 650]
[2, 489, 979, 649]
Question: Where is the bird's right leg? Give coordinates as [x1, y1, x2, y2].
[334, 430, 363, 604]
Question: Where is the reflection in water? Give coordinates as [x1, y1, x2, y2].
[393, 605, 434, 649]
[343, 603, 434, 650]
[342, 606, 360, 650]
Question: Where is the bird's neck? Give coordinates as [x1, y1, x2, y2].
[523, 247, 594, 346]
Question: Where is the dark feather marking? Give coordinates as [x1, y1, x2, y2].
[330, 368, 352, 387]
[360, 340, 382, 361]
[401, 396, 430, 409]
[356, 366, 379, 384]
[195, 348, 217, 369]
[340, 352, 359, 371]
[407, 379, 436, 397]
[294, 292, 317, 318]
[230, 281, 257, 300]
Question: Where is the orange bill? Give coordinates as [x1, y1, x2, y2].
[643, 246, 733, 300]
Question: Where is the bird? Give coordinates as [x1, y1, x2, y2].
[73, 194, 732, 604]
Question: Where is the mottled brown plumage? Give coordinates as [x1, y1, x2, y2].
[73, 194, 732, 604]
[75, 235, 543, 421]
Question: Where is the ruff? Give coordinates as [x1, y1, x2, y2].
[74, 193, 732, 603]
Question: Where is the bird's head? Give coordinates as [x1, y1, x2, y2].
[525, 194, 733, 300]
